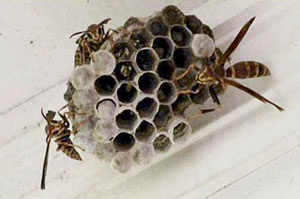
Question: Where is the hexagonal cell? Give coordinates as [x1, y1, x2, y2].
[157, 60, 176, 80]
[113, 132, 136, 152]
[70, 64, 95, 90]
[95, 142, 117, 161]
[189, 84, 209, 104]
[95, 98, 117, 119]
[173, 47, 195, 69]
[92, 50, 116, 75]
[115, 109, 138, 130]
[72, 88, 99, 112]
[157, 81, 177, 103]
[111, 41, 135, 61]
[170, 25, 192, 47]
[153, 105, 173, 130]
[152, 37, 174, 59]
[174, 68, 197, 90]
[162, 5, 184, 25]
[132, 143, 154, 165]
[136, 97, 158, 119]
[130, 28, 152, 49]
[136, 48, 159, 71]
[111, 152, 133, 173]
[184, 15, 203, 34]
[173, 122, 191, 143]
[135, 120, 156, 142]
[137, 72, 160, 94]
[94, 75, 117, 95]
[114, 61, 137, 81]
[146, 16, 169, 36]
[153, 134, 172, 153]
[172, 94, 192, 115]
[93, 119, 117, 143]
[191, 34, 215, 58]
[124, 17, 145, 29]
[203, 24, 214, 40]
[117, 83, 138, 104]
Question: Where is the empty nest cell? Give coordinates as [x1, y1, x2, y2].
[113, 132, 136, 151]
[152, 37, 174, 59]
[136, 97, 158, 118]
[135, 120, 156, 142]
[136, 48, 159, 71]
[115, 109, 138, 130]
[117, 83, 138, 104]
[138, 72, 160, 94]
[94, 75, 117, 95]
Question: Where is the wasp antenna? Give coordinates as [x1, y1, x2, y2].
[99, 18, 111, 26]
[41, 108, 49, 123]
[218, 17, 256, 66]
[223, 78, 284, 111]
[70, 31, 86, 39]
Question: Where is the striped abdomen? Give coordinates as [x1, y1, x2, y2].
[226, 61, 270, 79]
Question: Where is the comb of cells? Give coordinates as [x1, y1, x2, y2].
[65, 5, 219, 173]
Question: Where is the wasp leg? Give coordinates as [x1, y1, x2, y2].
[173, 64, 201, 81]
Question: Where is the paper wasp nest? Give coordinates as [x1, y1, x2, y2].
[66, 5, 216, 173]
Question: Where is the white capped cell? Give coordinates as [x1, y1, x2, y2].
[111, 152, 133, 173]
[95, 98, 117, 120]
[72, 88, 99, 112]
[95, 142, 117, 161]
[132, 143, 154, 165]
[92, 50, 116, 75]
[70, 64, 95, 90]
[191, 34, 215, 58]
[93, 119, 118, 143]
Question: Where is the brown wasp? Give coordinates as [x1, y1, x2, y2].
[176, 17, 284, 114]
[40, 108, 84, 190]
[70, 18, 114, 66]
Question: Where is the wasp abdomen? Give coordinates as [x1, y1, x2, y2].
[226, 61, 270, 79]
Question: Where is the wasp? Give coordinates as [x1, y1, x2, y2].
[175, 17, 284, 115]
[40, 108, 84, 190]
[70, 18, 114, 66]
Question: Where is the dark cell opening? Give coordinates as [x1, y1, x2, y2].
[136, 97, 158, 118]
[153, 105, 172, 130]
[135, 120, 155, 142]
[153, 134, 171, 152]
[117, 83, 138, 104]
[157, 82, 176, 103]
[114, 61, 136, 81]
[94, 75, 117, 95]
[146, 17, 168, 36]
[162, 5, 184, 25]
[173, 48, 195, 69]
[171, 94, 191, 115]
[130, 28, 152, 49]
[189, 84, 209, 104]
[112, 42, 135, 60]
[116, 110, 138, 130]
[174, 68, 197, 90]
[152, 37, 173, 59]
[113, 132, 135, 151]
[173, 123, 189, 142]
[136, 48, 158, 71]
[171, 25, 192, 47]
[184, 15, 203, 34]
[138, 72, 159, 94]
[157, 60, 176, 80]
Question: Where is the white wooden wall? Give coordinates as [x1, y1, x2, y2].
[1, 0, 300, 198]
